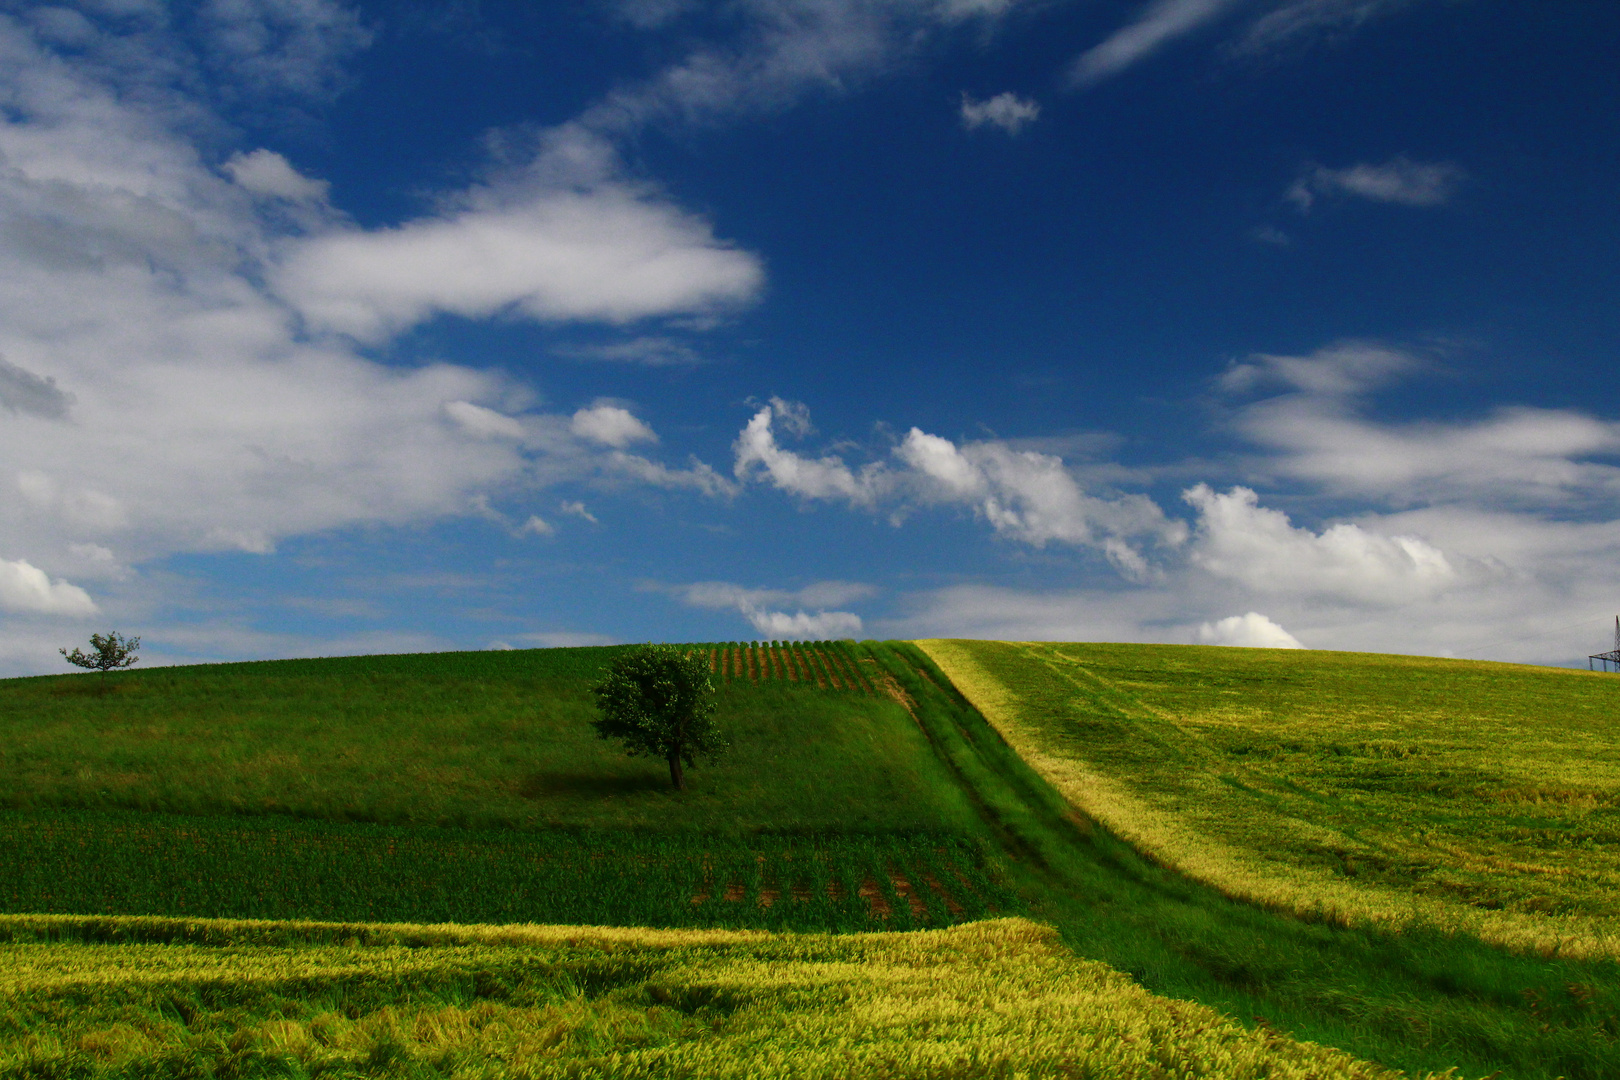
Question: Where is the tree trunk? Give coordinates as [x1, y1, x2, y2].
[668, 753, 685, 791]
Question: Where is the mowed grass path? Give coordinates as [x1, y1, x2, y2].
[0, 915, 1416, 1080]
[921, 639, 1620, 955]
[0, 647, 977, 836]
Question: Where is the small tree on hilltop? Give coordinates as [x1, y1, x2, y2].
[591, 643, 725, 791]
[60, 631, 140, 693]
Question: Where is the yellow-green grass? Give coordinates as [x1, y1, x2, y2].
[0, 913, 1432, 1079]
[0, 647, 977, 836]
[918, 638, 1620, 958]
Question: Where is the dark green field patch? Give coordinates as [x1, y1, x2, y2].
[0, 809, 1013, 931]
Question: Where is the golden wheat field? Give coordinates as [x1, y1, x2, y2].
[0, 913, 1459, 1079]
[919, 638, 1620, 959]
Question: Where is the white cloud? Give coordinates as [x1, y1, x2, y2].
[1225, 344, 1620, 509]
[1184, 484, 1459, 605]
[671, 579, 872, 640]
[223, 149, 330, 203]
[1287, 157, 1464, 210]
[559, 500, 599, 524]
[272, 131, 763, 342]
[570, 404, 658, 448]
[745, 607, 862, 639]
[0, 13, 746, 606]
[960, 92, 1039, 134]
[444, 400, 527, 440]
[1197, 612, 1304, 648]
[0, 557, 97, 616]
[1068, 0, 1245, 86]
[734, 402, 1184, 577]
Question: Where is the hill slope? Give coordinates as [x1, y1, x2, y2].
[919, 638, 1620, 957]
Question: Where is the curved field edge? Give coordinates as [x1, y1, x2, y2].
[0, 915, 1427, 1080]
[915, 637, 1620, 962]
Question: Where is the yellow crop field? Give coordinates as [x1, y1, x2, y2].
[919, 639, 1620, 959]
[0, 913, 1446, 1079]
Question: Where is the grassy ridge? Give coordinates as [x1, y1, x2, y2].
[0, 915, 1417, 1079]
[919, 639, 1620, 956]
[876, 640, 1620, 1080]
[0, 646, 976, 835]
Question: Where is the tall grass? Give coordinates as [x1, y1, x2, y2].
[0, 916, 1426, 1079]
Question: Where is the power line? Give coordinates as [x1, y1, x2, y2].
[1467, 613, 1612, 656]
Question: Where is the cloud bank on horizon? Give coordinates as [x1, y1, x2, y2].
[0, 0, 1615, 673]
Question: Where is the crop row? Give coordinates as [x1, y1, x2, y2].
[707, 640, 877, 694]
[0, 810, 1013, 931]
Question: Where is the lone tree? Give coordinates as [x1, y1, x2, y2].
[60, 631, 140, 693]
[591, 644, 725, 791]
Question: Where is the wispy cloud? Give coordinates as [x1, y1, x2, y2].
[1234, 0, 1416, 57]
[960, 91, 1040, 134]
[1288, 157, 1464, 210]
[1067, 0, 1246, 87]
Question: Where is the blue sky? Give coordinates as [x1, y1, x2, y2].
[2, 0, 1618, 673]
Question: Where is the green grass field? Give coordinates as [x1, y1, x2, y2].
[0, 914, 1416, 1079]
[7, 639, 1620, 1078]
[919, 639, 1620, 954]
[0, 645, 970, 835]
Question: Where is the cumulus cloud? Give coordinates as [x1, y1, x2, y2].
[272, 131, 763, 342]
[570, 404, 658, 448]
[1184, 484, 1458, 605]
[223, 149, 331, 203]
[671, 579, 872, 640]
[1068, 0, 1245, 86]
[1287, 157, 1464, 211]
[0, 11, 745, 616]
[960, 92, 1039, 134]
[1197, 612, 1304, 648]
[733, 402, 1184, 577]
[0, 557, 97, 616]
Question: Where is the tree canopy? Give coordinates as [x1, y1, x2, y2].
[60, 632, 140, 693]
[590, 644, 726, 790]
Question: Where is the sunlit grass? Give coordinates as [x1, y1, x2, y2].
[919, 638, 1620, 958]
[0, 647, 977, 836]
[0, 915, 1423, 1079]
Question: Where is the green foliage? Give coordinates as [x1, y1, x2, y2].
[0, 809, 1009, 931]
[58, 631, 139, 689]
[591, 644, 726, 789]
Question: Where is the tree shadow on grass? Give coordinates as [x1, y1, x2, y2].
[520, 772, 670, 800]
